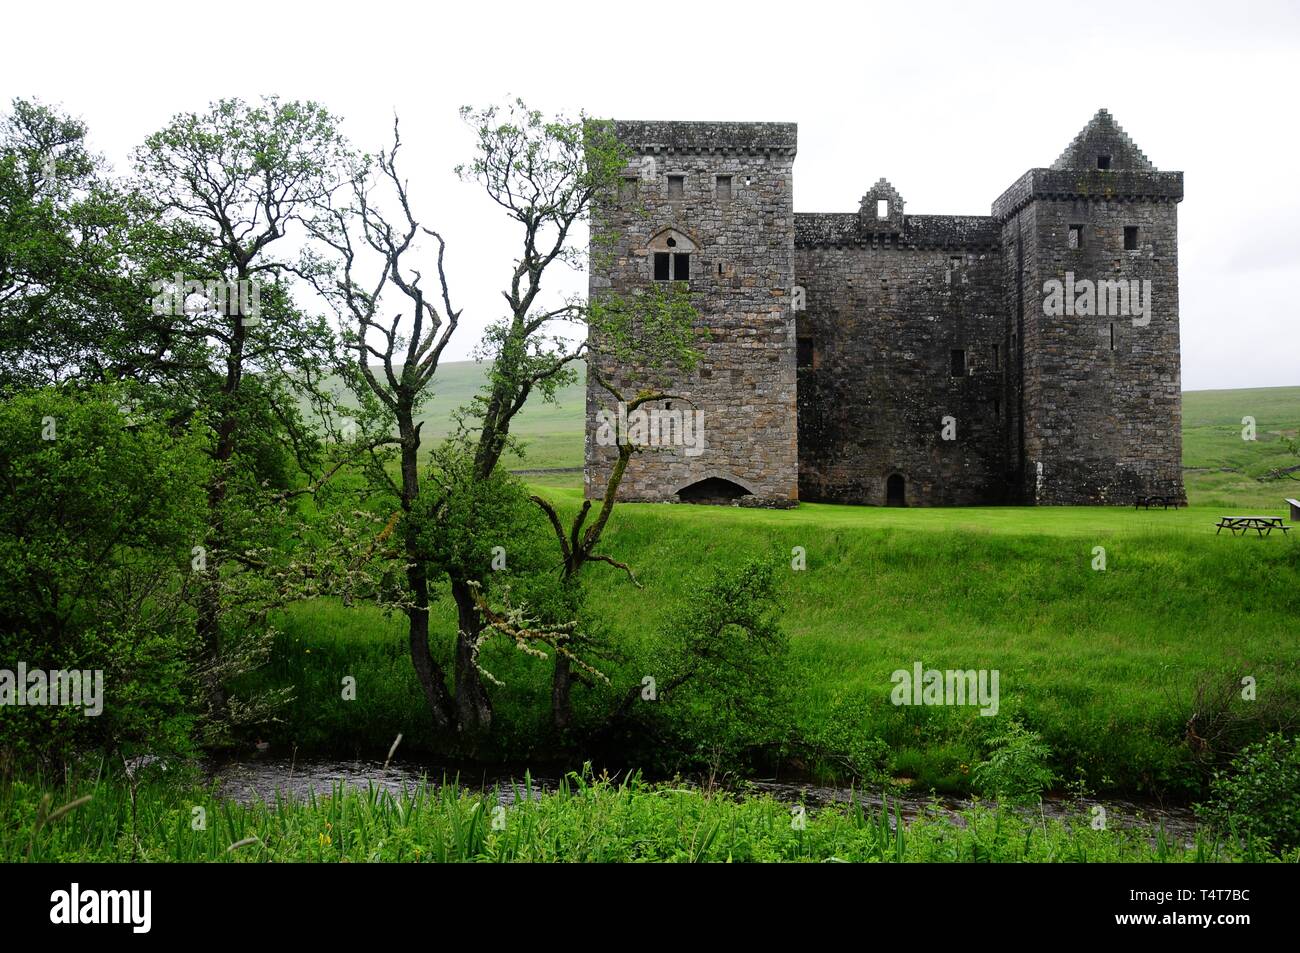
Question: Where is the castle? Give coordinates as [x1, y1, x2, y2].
[585, 109, 1184, 507]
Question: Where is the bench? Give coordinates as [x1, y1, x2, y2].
[1216, 515, 1291, 537]
[1136, 495, 1180, 510]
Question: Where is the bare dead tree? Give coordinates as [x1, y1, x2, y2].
[301, 117, 460, 730]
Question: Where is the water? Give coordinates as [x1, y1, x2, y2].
[209, 756, 1200, 844]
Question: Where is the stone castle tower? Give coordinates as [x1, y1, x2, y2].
[585, 109, 1184, 507]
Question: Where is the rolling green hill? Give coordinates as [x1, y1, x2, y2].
[1181, 387, 1300, 507]
[400, 363, 1300, 507]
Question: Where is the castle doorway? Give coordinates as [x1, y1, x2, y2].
[886, 474, 906, 507]
[676, 477, 752, 505]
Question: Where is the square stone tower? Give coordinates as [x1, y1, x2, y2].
[993, 109, 1185, 504]
[585, 121, 799, 506]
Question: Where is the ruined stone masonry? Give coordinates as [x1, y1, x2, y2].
[585, 110, 1184, 507]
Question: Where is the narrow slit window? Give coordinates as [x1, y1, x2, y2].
[797, 337, 814, 368]
[876, 199, 889, 219]
[716, 175, 732, 200]
[1124, 226, 1139, 250]
[950, 348, 966, 377]
[653, 252, 670, 281]
[994, 397, 1001, 417]
[1068, 224, 1083, 249]
[667, 175, 684, 200]
[1109, 322, 1115, 351]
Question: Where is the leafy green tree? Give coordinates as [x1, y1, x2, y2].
[131, 97, 351, 734]
[0, 99, 145, 391]
[0, 386, 209, 773]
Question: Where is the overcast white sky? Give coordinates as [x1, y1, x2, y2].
[3, 0, 1297, 390]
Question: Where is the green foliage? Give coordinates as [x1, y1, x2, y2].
[1199, 732, 1300, 852]
[972, 721, 1055, 806]
[0, 99, 144, 391]
[5, 769, 1282, 863]
[634, 558, 793, 773]
[0, 386, 209, 769]
[411, 442, 555, 589]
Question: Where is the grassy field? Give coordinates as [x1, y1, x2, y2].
[254, 377, 1300, 800]
[262, 491, 1299, 796]
[6, 772, 1274, 863]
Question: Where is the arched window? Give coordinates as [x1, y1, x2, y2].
[648, 228, 697, 282]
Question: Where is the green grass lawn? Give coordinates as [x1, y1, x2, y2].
[261, 379, 1299, 799]
[262, 488, 1299, 797]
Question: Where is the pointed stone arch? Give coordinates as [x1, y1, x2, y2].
[647, 225, 700, 252]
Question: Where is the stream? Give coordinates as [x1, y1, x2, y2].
[209, 755, 1201, 845]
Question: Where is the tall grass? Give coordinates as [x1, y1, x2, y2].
[3, 771, 1280, 863]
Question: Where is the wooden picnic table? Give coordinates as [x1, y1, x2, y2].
[1135, 495, 1181, 510]
[1215, 515, 1291, 537]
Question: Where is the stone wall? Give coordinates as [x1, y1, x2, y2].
[794, 210, 1009, 505]
[585, 121, 799, 505]
[994, 109, 1185, 505]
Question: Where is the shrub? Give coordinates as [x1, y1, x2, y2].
[1198, 732, 1300, 852]
[0, 385, 209, 771]
[972, 720, 1054, 806]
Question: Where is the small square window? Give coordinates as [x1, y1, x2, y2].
[1097, 155, 1112, 170]
[950, 349, 966, 377]
[716, 175, 732, 200]
[667, 175, 684, 200]
[1068, 225, 1083, 249]
[673, 253, 690, 281]
[653, 252, 670, 281]
[1124, 226, 1139, 250]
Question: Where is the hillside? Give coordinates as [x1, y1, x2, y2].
[399, 363, 1299, 506]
